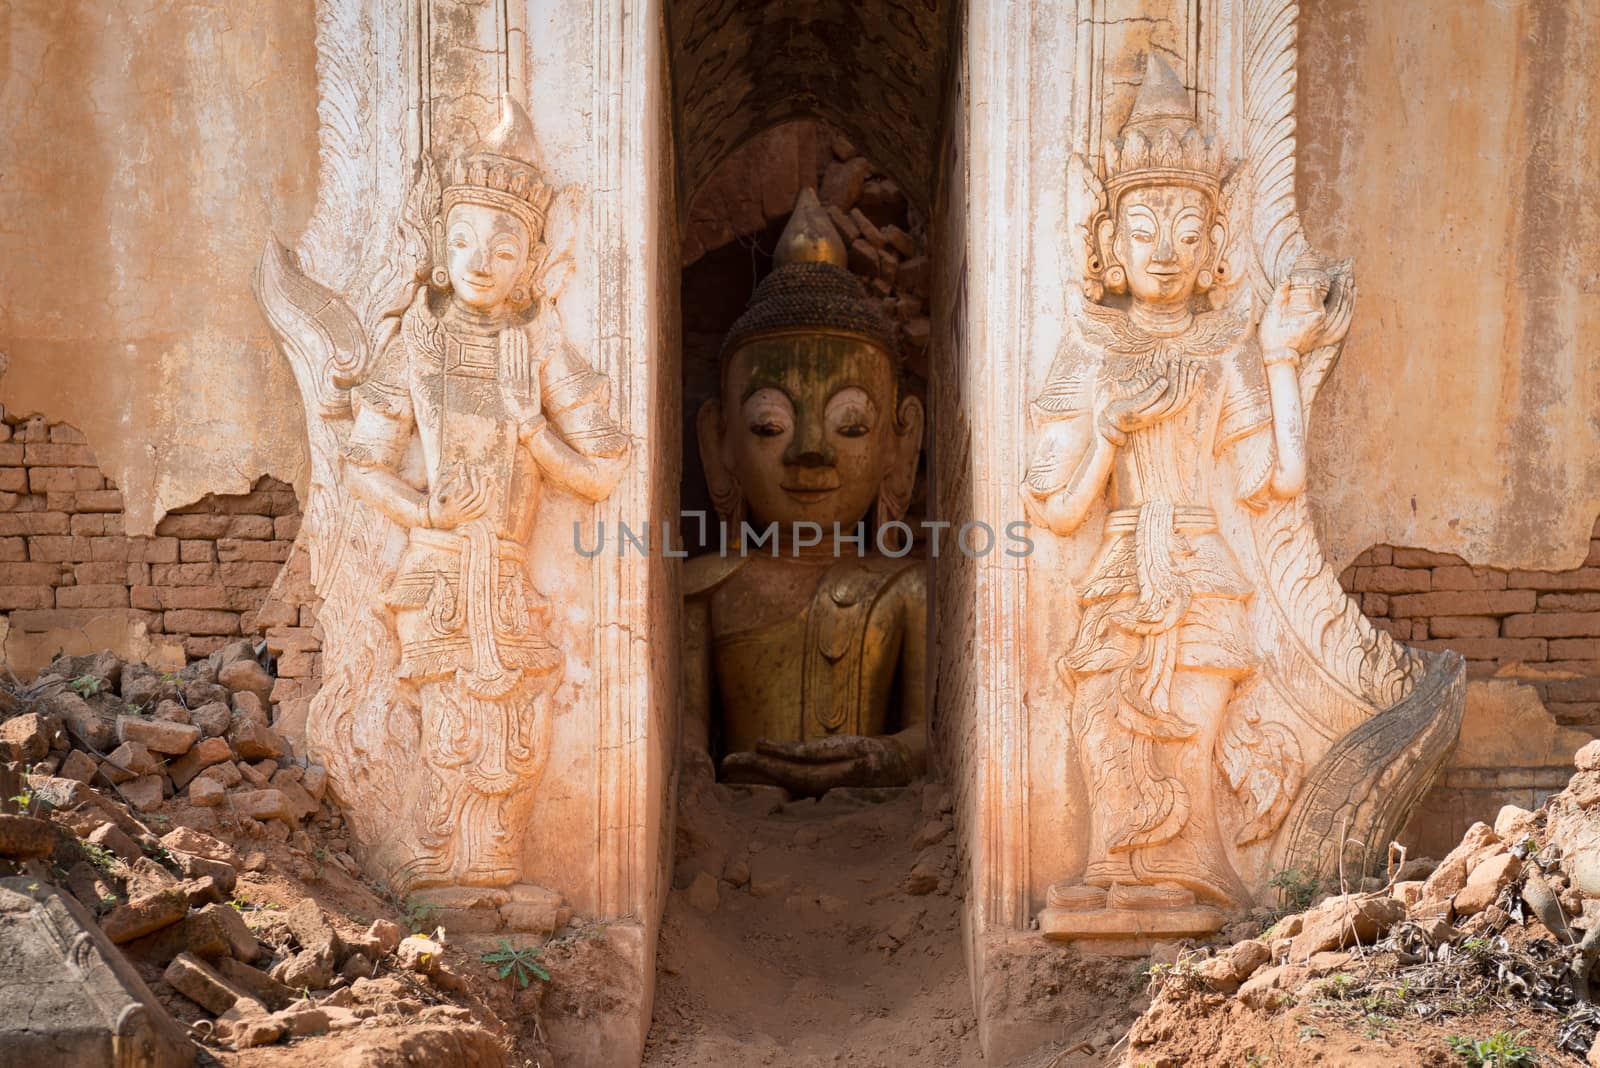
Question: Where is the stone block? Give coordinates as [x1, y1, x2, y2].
[87, 821, 142, 863]
[189, 778, 226, 807]
[0, 712, 52, 762]
[118, 715, 200, 755]
[215, 957, 291, 1007]
[124, 909, 231, 964]
[231, 789, 292, 822]
[121, 774, 166, 812]
[101, 889, 188, 944]
[0, 878, 192, 1066]
[219, 658, 275, 709]
[0, 814, 56, 859]
[164, 951, 253, 1014]
[57, 748, 99, 784]
[168, 736, 232, 789]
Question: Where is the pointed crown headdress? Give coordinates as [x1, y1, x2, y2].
[1103, 53, 1224, 203]
[441, 98, 555, 241]
[719, 188, 899, 364]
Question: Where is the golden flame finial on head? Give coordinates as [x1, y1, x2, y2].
[774, 188, 848, 269]
[1104, 53, 1223, 200]
[441, 97, 554, 241]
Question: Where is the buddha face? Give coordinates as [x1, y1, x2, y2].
[444, 203, 530, 312]
[706, 336, 913, 533]
[1112, 185, 1213, 305]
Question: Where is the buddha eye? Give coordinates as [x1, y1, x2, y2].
[1131, 230, 1154, 244]
[836, 424, 869, 439]
[748, 421, 786, 438]
[494, 247, 518, 261]
[450, 236, 469, 249]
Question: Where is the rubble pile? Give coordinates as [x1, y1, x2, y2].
[0, 642, 519, 1064]
[1118, 740, 1600, 1066]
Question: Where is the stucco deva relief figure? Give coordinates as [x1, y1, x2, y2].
[255, 101, 627, 928]
[683, 189, 928, 798]
[1026, 56, 1464, 949]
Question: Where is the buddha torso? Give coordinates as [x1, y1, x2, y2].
[690, 553, 924, 756]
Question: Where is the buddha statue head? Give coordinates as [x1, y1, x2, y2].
[698, 190, 924, 542]
[429, 98, 555, 317]
[1087, 54, 1230, 308]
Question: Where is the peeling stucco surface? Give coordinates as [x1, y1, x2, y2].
[0, 0, 319, 532]
[1298, 0, 1600, 570]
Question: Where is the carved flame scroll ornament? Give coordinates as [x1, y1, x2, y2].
[1026, 55, 1463, 948]
[254, 100, 627, 925]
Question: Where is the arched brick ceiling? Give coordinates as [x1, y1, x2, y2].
[668, 0, 953, 218]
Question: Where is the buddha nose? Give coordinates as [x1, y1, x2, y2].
[783, 420, 835, 467]
[468, 246, 491, 274]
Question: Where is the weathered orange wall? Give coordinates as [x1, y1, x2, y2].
[0, 0, 319, 534]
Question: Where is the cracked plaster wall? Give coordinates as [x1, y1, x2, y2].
[0, 0, 318, 535]
[1299, 0, 1600, 571]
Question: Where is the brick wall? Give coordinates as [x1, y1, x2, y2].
[1339, 515, 1600, 727]
[0, 413, 300, 663]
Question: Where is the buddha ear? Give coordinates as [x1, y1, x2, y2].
[697, 398, 742, 524]
[878, 393, 925, 526]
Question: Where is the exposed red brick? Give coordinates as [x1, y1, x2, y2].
[22, 443, 96, 466]
[1387, 590, 1535, 618]
[163, 610, 241, 636]
[55, 584, 130, 608]
[70, 514, 123, 536]
[1392, 548, 1466, 568]
[1430, 566, 1507, 591]
[27, 535, 91, 562]
[1505, 613, 1600, 638]
[0, 587, 55, 610]
[28, 467, 101, 493]
[1428, 616, 1500, 639]
[1350, 566, 1430, 594]
[1539, 592, 1600, 612]
[0, 513, 69, 536]
[220, 562, 282, 587]
[1550, 639, 1600, 660]
[1506, 569, 1600, 591]
[1414, 637, 1548, 661]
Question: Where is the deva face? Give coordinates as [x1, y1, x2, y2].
[721, 336, 900, 532]
[445, 203, 530, 312]
[1113, 184, 1213, 305]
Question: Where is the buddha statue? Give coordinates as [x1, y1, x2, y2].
[683, 189, 927, 798]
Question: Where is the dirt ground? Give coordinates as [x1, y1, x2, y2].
[643, 774, 985, 1067]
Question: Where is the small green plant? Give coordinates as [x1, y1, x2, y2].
[125, 703, 145, 716]
[1447, 1030, 1536, 1067]
[482, 938, 550, 988]
[69, 675, 102, 697]
[1267, 866, 1319, 912]
[77, 839, 120, 875]
[1315, 973, 1356, 999]
[403, 895, 440, 933]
